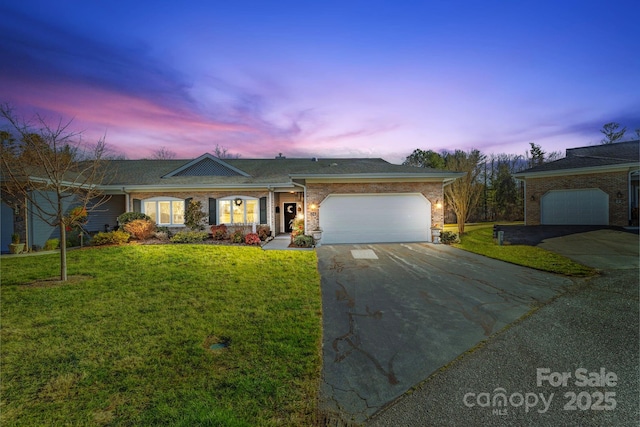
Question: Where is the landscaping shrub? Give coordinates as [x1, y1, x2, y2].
[211, 224, 228, 240]
[124, 219, 156, 240]
[185, 200, 207, 230]
[156, 226, 171, 234]
[293, 234, 314, 248]
[170, 231, 209, 243]
[230, 229, 244, 244]
[440, 231, 460, 244]
[213, 229, 228, 240]
[257, 225, 271, 241]
[117, 212, 151, 227]
[92, 230, 130, 246]
[290, 218, 304, 239]
[245, 233, 261, 245]
[43, 238, 60, 251]
[66, 229, 85, 247]
[154, 226, 172, 240]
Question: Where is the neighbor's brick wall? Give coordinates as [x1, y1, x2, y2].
[525, 171, 628, 226]
[305, 182, 444, 232]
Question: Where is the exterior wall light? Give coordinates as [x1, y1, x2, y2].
[310, 203, 317, 210]
[435, 200, 442, 209]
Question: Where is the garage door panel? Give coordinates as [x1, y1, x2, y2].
[320, 194, 431, 244]
[541, 189, 608, 225]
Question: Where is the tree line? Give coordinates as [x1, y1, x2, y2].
[405, 121, 639, 234]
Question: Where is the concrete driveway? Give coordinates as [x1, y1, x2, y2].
[317, 243, 572, 424]
[537, 229, 639, 270]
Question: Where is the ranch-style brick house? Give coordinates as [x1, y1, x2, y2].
[515, 140, 639, 227]
[1, 154, 463, 251]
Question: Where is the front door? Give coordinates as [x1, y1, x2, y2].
[284, 203, 297, 232]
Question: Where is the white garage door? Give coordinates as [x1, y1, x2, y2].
[319, 193, 431, 244]
[541, 189, 608, 225]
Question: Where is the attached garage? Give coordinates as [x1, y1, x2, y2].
[541, 188, 609, 225]
[319, 193, 432, 244]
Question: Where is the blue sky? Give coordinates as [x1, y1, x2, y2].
[1, 1, 638, 162]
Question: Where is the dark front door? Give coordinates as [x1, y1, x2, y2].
[284, 203, 297, 232]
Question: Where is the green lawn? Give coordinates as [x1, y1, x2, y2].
[0, 245, 322, 426]
[448, 223, 597, 277]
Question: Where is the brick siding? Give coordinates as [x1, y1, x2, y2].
[525, 171, 629, 226]
[305, 182, 444, 232]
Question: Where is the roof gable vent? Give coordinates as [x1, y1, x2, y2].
[162, 153, 250, 178]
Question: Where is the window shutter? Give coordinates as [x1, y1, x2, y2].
[208, 198, 217, 225]
[184, 198, 192, 225]
[259, 196, 267, 224]
[133, 199, 141, 213]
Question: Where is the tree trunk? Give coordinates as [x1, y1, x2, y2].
[60, 224, 67, 281]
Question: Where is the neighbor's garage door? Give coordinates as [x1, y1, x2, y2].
[319, 193, 431, 244]
[541, 188, 608, 225]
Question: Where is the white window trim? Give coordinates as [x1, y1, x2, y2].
[142, 197, 185, 226]
[218, 196, 259, 225]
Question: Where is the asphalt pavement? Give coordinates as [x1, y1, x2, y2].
[317, 243, 573, 424]
[367, 268, 639, 427]
[367, 230, 639, 426]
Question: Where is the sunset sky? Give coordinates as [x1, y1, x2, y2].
[1, 1, 639, 163]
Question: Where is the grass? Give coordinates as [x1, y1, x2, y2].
[0, 245, 322, 426]
[448, 223, 597, 277]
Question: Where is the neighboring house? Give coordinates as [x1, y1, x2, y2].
[1, 154, 463, 250]
[515, 140, 640, 226]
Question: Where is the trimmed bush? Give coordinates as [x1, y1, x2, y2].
[117, 212, 151, 227]
[293, 235, 314, 248]
[230, 229, 244, 244]
[170, 231, 209, 243]
[257, 225, 271, 241]
[185, 200, 207, 230]
[92, 230, 130, 246]
[154, 226, 172, 239]
[440, 231, 460, 244]
[213, 229, 228, 240]
[245, 233, 261, 245]
[43, 238, 60, 251]
[124, 219, 156, 240]
[211, 224, 228, 240]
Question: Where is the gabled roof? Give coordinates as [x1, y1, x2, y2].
[98, 156, 462, 189]
[162, 153, 250, 178]
[515, 140, 639, 178]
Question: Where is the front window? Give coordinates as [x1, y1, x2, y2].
[218, 198, 259, 224]
[143, 198, 185, 226]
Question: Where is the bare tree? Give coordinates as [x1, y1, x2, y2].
[213, 144, 240, 159]
[0, 104, 109, 281]
[151, 146, 177, 160]
[443, 149, 486, 235]
[600, 122, 626, 144]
